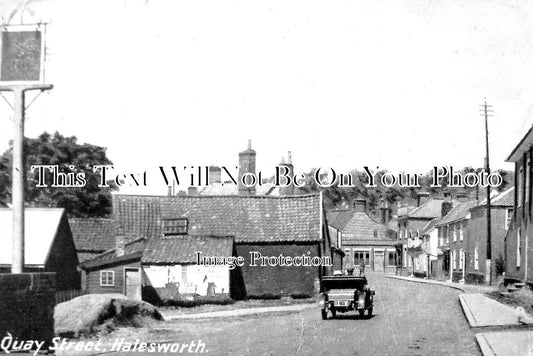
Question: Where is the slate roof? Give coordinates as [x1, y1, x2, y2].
[436, 200, 478, 227]
[475, 187, 514, 208]
[143, 235, 234, 264]
[69, 218, 116, 252]
[0, 208, 65, 266]
[112, 193, 322, 243]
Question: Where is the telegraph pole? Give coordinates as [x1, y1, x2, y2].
[481, 100, 494, 285]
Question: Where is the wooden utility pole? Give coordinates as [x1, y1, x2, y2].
[2, 84, 52, 273]
[481, 100, 494, 285]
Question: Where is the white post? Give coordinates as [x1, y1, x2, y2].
[11, 89, 24, 273]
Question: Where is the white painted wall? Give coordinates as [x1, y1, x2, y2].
[144, 264, 230, 296]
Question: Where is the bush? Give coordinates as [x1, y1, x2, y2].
[466, 272, 485, 285]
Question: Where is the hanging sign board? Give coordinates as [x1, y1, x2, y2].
[0, 25, 45, 83]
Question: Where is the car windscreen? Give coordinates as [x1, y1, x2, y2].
[321, 278, 366, 290]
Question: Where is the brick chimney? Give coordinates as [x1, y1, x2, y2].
[238, 140, 256, 195]
[209, 166, 221, 184]
[116, 226, 125, 257]
[417, 192, 430, 207]
[441, 200, 454, 218]
[379, 198, 392, 226]
[353, 199, 367, 213]
[279, 151, 295, 196]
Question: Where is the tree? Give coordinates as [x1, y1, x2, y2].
[0, 131, 117, 217]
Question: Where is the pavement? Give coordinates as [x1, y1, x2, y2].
[161, 302, 315, 320]
[386, 274, 533, 356]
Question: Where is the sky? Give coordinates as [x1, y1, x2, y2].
[0, 0, 532, 194]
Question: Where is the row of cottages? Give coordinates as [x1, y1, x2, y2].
[505, 125, 533, 286]
[327, 199, 400, 274]
[80, 193, 341, 302]
[398, 192, 460, 275]
[0, 208, 80, 291]
[405, 187, 513, 284]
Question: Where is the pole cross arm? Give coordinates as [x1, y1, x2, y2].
[0, 83, 53, 93]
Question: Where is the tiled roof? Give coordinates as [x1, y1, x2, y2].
[199, 183, 276, 196]
[403, 199, 458, 219]
[436, 200, 478, 227]
[475, 187, 514, 208]
[0, 208, 66, 266]
[81, 237, 146, 265]
[143, 235, 233, 264]
[112, 194, 322, 243]
[340, 212, 397, 243]
[69, 218, 116, 252]
[326, 210, 354, 231]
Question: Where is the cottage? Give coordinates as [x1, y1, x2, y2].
[467, 187, 514, 284]
[398, 193, 460, 274]
[0, 208, 80, 291]
[436, 200, 477, 282]
[81, 193, 334, 301]
[328, 199, 399, 274]
[505, 125, 533, 286]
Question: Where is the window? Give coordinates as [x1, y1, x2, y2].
[445, 226, 449, 244]
[100, 271, 114, 286]
[474, 247, 479, 271]
[505, 208, 513, 230]
[517, 228, 522, 268]
[162, 218, 188, 236]
[354, 250, 370, 266]
[388, 251, 397, 266]
[373, 230, 378, 238]
[459, 249, 464, 270]
[459, 223, 464, 241]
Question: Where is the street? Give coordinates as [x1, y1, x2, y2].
[100, 274, 480, 356]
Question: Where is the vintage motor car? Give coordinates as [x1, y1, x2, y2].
[318, 275, 375, 319]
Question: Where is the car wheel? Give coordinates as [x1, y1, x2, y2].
[331, 308, 337, 319]
[321, 309, 327, 320]
[367, 307, 373, 318]
[358, 310, 365, 317]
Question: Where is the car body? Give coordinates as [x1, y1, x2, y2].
[318, 275, 375, 319]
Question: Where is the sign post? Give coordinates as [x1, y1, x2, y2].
[0, 24, 53, 273]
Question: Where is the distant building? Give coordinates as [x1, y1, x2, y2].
[398, 192, 460, 274]
[0, 208, 80, 291]
[327, 198, 399, 274]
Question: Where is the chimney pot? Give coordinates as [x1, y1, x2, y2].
[238, 141, 257, 195]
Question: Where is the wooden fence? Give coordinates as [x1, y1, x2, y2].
[55, 289, 86, 304]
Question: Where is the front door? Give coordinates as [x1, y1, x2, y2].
[374, 251, 384, 272]
[125, 268, 142, 300]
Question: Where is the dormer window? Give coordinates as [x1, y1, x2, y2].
[162, 218, 188, 236]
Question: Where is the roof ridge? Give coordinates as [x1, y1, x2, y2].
[114, 193, 320, 199]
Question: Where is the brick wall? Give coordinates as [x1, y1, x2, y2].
[0, 273, 55, 350]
